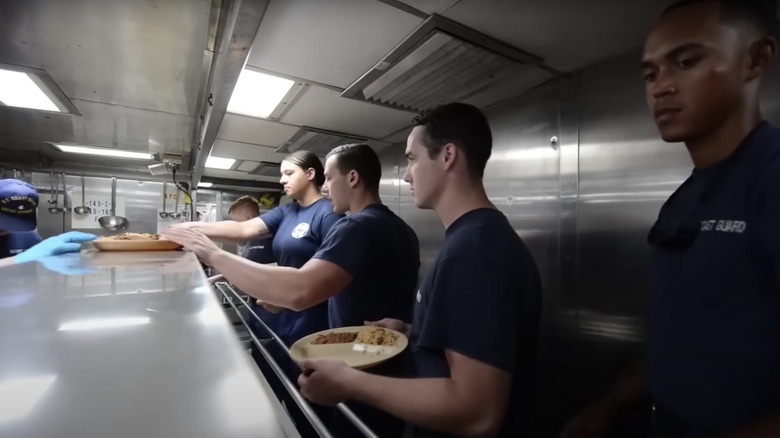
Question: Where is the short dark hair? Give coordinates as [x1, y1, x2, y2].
[662, 0, 773, 35]
[284, 150, 325, 187]
[228, 195, 260, 217]
[326, 143, 382, 193]
[412, 102, 492, 178]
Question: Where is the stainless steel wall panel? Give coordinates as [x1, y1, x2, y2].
[378, 146, 402, 216]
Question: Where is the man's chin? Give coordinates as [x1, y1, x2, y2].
[657, 126, 691, 144]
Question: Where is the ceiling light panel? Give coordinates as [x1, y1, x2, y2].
[0, 69, 59, 112]
[227, 69, 296, 118]
[205, 156, 236, 169]
[53, 144, 152, 160]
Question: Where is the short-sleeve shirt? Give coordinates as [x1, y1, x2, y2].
[312, 204, 420, 328]
[409, 208, 542, 438]
[648, 122, 780, 433]
[248, 199, 342, 346]
[240, 237, 275, 265]
[312, 203, 420, 438]
[7, 230, 42, 257]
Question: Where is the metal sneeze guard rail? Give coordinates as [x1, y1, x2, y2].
[215, 282, 381, 438]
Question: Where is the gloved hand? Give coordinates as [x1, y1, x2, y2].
[15, 231, 98, 264]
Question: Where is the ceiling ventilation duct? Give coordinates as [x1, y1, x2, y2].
[276, 127, 367, 157]
[249, 161, 281, 177]
[341, 15, 546, 113]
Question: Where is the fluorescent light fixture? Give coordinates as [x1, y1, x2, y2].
[0, 68, 60, 112]
[54, 144, 152, 160]
[226, 69, 294, 118]
[58, 316, 150, 332]
[197, 182, 213, 188]
[0, 374, 57, 424]
[205, 156, 235, 169]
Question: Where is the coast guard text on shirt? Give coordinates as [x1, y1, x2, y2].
[700, 219, 747, 233]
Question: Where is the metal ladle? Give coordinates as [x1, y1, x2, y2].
[48, 171, 62, 214]
[74, 174, 91, 215]
[159, 182, 169, 219]
[60, 173, 71, 214]
[169, 187, 181, 219]
[98, 177, 128, 230]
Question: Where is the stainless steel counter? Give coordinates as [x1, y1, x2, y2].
[0, 251, 300, 438]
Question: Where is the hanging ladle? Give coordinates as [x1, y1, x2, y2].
[159, 182, 170, 219]
[60, 173, 71, 213]
[169, 186, 181, 219]
[48, 171, 62, 214]
[98, 177, 128, 231]
[73, 174, 91, 215]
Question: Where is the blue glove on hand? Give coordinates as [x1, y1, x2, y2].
[15, 231, 98, 264]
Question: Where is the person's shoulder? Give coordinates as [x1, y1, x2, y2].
[753, 123, 780, 188]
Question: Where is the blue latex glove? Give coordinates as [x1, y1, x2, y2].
[15, 231, 98, 264]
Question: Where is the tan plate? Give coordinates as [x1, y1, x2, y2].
[290, 326, 409, 370]
[92, 239, 183, 252]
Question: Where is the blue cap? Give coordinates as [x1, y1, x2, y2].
[0, 179, 39, 232]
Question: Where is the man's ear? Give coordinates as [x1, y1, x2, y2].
[440, 143, 457, 171]
[746, 35, 777, 81]
[348, 170, 360, 188]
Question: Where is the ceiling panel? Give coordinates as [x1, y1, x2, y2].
[461, 68, 553, 109]
[397, 0, 461, 14]
[279, 86, 414, 139]
[381, 127, 412, 145]
[0, 0, 211, 115]
[246, 0, 424, 88]
[203, 168, 280, 183]
[442, 0, 674, 72]
[210, 139, 287, 162]
[0, 101, 193, 157]
[217, 114, 300, 147]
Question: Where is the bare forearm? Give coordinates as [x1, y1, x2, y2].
[347, 373, 494, 437]
[209, 251, 311, 310]
[0, 256, 16, 267]
[191, 220, 264, 242]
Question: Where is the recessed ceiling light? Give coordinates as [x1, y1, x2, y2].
[53, 144, 152, 160]
[0, 68, 60, 112]
[226, 69, 294, 118]
[205, 156, 235, 169]
[197, 182, 213, 188]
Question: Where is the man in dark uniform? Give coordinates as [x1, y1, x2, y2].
[165, 144, 420, 437]
[297, 103, 543, 438]
[207, 195, 275, 285]
[561, 1, 779, 437]
[0, 179, 96, 267]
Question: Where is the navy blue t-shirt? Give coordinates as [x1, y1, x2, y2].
[410, 208, 542, 438]
[648, 122, 780, 433]
[0, 234, 9, 259]
[248, 199, 342, 347]
[240, 237, 275, 265]
[313, 204, 419, 438]
[312, 204, 420, 328]
[7, 230, 42, 256]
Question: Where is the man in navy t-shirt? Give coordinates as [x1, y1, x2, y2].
[297, 103, 543, 438]
[0, 179, 96, 267]
[562, 1, 780, 437]
[165, 144, 421, 437]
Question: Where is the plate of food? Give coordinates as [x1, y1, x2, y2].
[92, 233, 183, 251]
[289, 326, 409, 370]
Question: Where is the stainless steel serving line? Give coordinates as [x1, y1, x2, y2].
[214, 282, 381, 438]
[0, 251, 300, 438]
